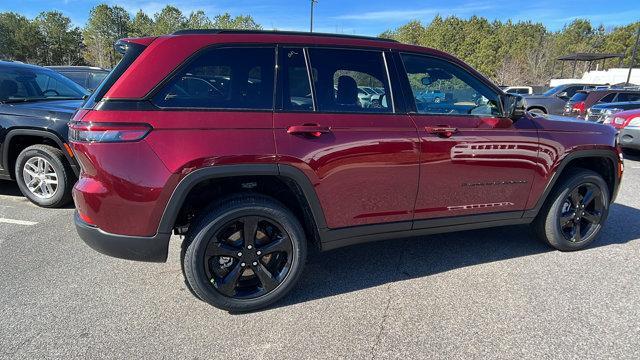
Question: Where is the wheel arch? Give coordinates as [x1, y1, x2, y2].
[2, 129, 78, 178]
[157, 164, 328, 248]
[525, 149, 620, 218]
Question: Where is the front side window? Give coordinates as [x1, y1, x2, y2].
[401, 54, 501, 117]
[307, 48, 392, 113]
[154, 47, 275, 110]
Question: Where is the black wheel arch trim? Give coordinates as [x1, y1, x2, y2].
[523, 149, 621, 218]
[156, 163, 329, 236]
[2, 128, 80, 177]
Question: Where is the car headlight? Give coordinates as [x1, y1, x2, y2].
[628, 117, 640, 127]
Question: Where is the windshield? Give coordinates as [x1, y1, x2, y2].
[569, 92, 588, 102]
[0, 66, 89, 103]
[543, 85, 563, 96]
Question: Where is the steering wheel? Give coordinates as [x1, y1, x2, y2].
[42, 89, 60, 97]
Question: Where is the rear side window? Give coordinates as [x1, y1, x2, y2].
[153, 47, 275, 110]
[569, 92, 587, 102]
[307, 48, 392, 113]
[616, 93, 640, 102]
[59, 72, 88, 88]
[598, 93, 616, 103]
[280, 48, 313, 111]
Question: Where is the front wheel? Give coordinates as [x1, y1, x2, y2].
[183, 194, 307, 312]
[533, 169, 609, 251]
[15, 144, 74, 208]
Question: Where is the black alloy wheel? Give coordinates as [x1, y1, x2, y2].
[558, 183, 605, 243]
[182, 194, 307, 312]
[205, 216, 293, 299]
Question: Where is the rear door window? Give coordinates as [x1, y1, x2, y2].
[153, 47, 275, 110]
[597, 93, 616, 103]
[307, 48, 392, 113]
[279, 48, 313, 111]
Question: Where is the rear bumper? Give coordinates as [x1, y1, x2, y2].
[620, 126, 640, 150]
[74, 211, 171, 262]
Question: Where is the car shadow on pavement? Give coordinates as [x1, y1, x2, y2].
[275, 203, 640, 308]
[0, 180, 24, 197]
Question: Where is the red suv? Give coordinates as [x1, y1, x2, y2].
[70, 30, 623, 311]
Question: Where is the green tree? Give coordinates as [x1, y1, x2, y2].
[130, 10, 154, 37]
[153, 6, 186, 35]
[35, 11, 84, 65]
[211, 13, 262, 30]
[0, 12, 42, 62]
[186, 10, 212, 29]
[83, 4, 131, 68]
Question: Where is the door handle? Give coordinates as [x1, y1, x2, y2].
[426, 126, 458, 138]
[287, 124, 331, 138]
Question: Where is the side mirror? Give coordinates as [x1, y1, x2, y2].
[502, 94, 525, 120]
[421, 77, 432, 86]
[557, 91, 569, 99]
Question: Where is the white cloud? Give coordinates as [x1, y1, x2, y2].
[333, 1, 496, 21]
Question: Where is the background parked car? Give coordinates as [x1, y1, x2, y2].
[603, 108, 640, 152]
[47, 66, 110, 92]
[416, 89, 447, 103]
[0, 60, 88, 207]
[586, 101, 640, 123]
[500, 86, 533, 95]
[564, 89, 640, 118]
[520, 83, 599, 115]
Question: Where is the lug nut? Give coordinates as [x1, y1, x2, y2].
[247, 245, 253, 250]
[240, 262, 246, 267]
[252, 261, 258, 266]
[237, 252, 243, 257]
[256, 251, 262, 256]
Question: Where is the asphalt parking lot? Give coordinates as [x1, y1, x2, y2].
[1, 154, 640, 359]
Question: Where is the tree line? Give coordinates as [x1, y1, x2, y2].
[381, 16, 640, 85]
[0, 4, 261, 69]
[1, 5, 638, 86]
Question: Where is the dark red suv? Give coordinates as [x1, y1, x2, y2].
[70, 30, 624, 311]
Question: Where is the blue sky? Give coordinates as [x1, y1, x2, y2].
[2, 0, 639, 35]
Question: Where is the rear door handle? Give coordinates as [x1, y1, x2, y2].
[426, 126, 458, 138]
[287, 124, 331, 137]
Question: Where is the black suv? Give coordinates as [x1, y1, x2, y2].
[0, 61, 88, 207]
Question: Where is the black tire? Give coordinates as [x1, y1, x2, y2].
[533, 169, 610, 251]
[14, 144, 74, 208]
[183, 194, 307, 312]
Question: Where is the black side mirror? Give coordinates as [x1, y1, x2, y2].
[502, 94, 525, 120]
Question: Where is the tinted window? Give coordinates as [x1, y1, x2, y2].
[401, 54, 501, 116]
[564, 86, 582, 97]
[280, 48, 313, 111]
[87, 72, 109, 91]
[59, 71, 88, 88]
[154, 47, 275, 110]
[569, 92, 588, 102]
[598, 93, 616, 103]
[0, 66, 88, 102]
[616, 93, 640, 102]
[307, 48, 392, 113]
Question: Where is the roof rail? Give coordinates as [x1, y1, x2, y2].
[170, 29, 398, 43]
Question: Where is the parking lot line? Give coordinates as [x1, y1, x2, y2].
[0, 218, 38, 226]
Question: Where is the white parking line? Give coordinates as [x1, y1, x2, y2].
[0, 218, 38, 226]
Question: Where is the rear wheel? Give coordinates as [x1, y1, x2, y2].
[183, 194, 307, 312]
[14, 144, 74, 208]
[533, 169, 609, 251]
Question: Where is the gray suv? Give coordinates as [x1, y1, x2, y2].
[521, 83, 599, 115]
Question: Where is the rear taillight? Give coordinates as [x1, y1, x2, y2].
[69, 122, 151, 143]
[572, 101, 585, 114]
